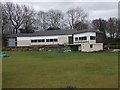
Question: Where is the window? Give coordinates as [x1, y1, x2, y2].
[38, 40, 41, 42]
[50, 39, 54, 42]
[42, 39, 45, 42]
[46, 39, 50, 42]
[90, 44, 93, 48]
[82, 37, 87, 40]
[31, 40, 37, 43]
[79, 37, 82, 40]
[79, 36, 87, 40]
[75, 37, 78, 41]
[46, 39, 58, 42]
[31, 39, 45, 43]
[38, 39, 45, 42]
[90, 36, 96, 40]
[54, 39, 58, 42]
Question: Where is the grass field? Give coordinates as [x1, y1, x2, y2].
[2, 51, 118, 88]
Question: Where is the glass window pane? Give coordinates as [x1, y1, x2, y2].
[50, 39, 53, 42]
[54, 39, 58, 42]
[42, 39, 45, 42]
[90, 36, 95, 40]
[75, 37, 78, 41]
[46, 39, 49, 42]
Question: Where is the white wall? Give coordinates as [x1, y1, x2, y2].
[17, 35, 72, 40]
[74, 32, 96, 43]
[17, 35, 72, 46]
[16, 32, 101, 47]
[17, 40, 31, 46]
[81, 43, 103, 52]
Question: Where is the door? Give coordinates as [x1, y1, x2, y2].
[68, 36, 73, 44]
[78, 45, 81, 51]
[71, 45, 78, 51]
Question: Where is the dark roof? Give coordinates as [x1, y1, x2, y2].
[7, 29, 102, 37]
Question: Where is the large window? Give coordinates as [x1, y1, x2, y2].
[79, 36, 87, 40]
[54, 39, 58, 42]
[75, 37, 79, 41]
[46, 39, 58, 42]
[90, 36, 96, 40]
[31, 39, 58, 43]
[79, 37, 82, 40]
[31, 40, 37, 43]
[82, 37, 87, 40]
[38, 39, 45, 42]
[31, 39, 45, 43]
[90, 44, 93, 48]
[46, 39, 49, 42]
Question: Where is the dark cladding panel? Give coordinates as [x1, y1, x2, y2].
[8, 37, 17, 47]
[96, 33, 103, 43]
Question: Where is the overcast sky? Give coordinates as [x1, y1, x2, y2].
[16, 2, 118, 20]
[2, 0, 118, 20]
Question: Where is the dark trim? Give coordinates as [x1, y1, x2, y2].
[96, 33, 103, 43]
[7, 37, 17, 47]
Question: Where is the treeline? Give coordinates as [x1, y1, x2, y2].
[0, 2, 120, 47]
[1, 2, 89, 34]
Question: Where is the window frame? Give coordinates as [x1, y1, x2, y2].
[31, 39, 45, 43]
[54, 39, 58, 42]
[90, 36, 96, 40]
[75, 37, 79, 41]
[90, 44, 93, 48]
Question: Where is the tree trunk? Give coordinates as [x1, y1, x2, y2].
[2, 25, 4, 34]
[13, 28, 15, 34]
[16, 28, 18, 34]
[113, 33, 115, 39]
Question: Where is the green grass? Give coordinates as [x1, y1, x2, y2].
[2, 51, 118, 88]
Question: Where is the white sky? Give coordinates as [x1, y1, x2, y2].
[1, 0, 119, 20]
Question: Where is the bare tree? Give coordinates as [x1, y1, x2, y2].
[1, 3, 13, 34]
[0, 2, 2, 47]
[21, 5, 36, 33]
[36, 11, 48, 30]
[66, 7, 88, 29]
[47, 9, 64, 29]
[1, 2, 4, 34]
[1, 2, 13, 47]
[3, 2, 24, 34]
[106, 17, 118, 39]
[73, 21, 89, 30]
[92, 18, 108, 42]
[36, 9, 64, 30]
[92, 19, 107, 30]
